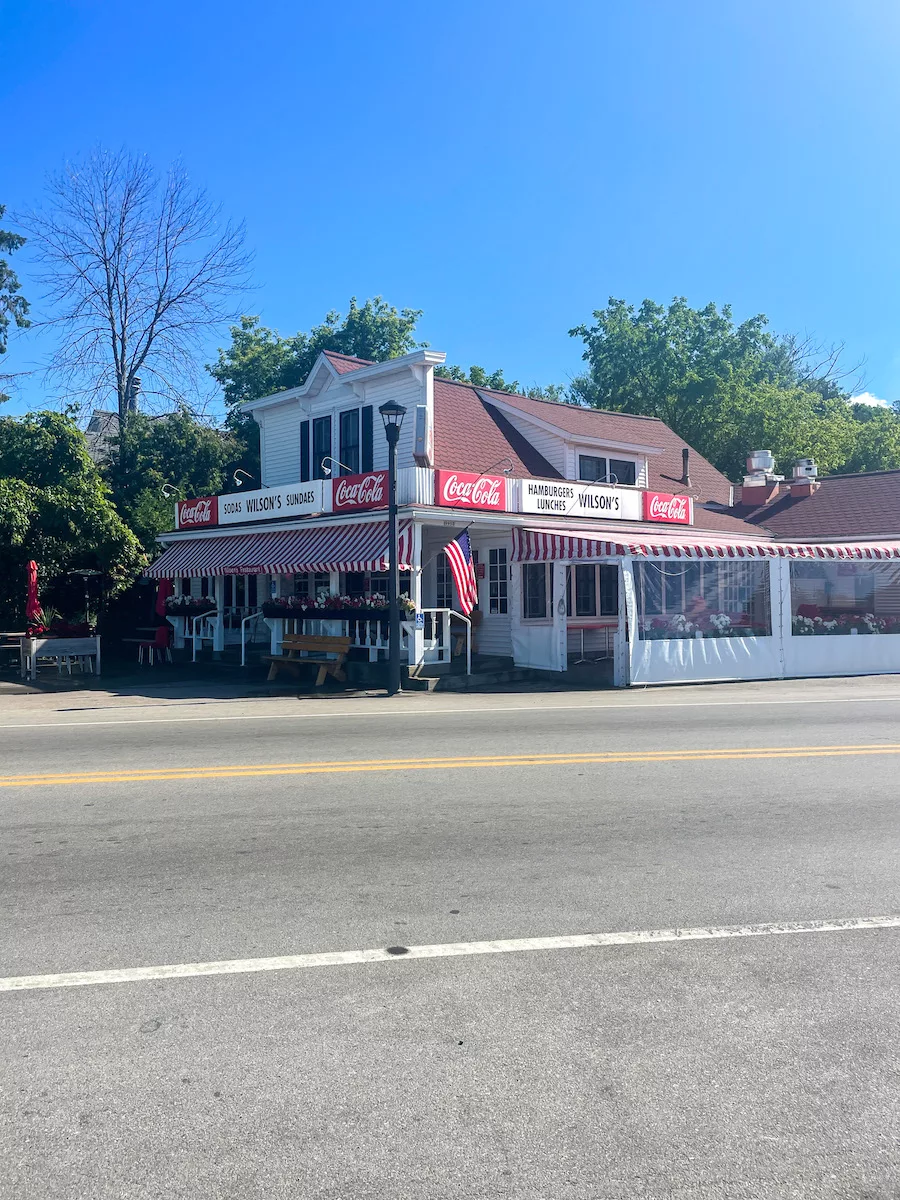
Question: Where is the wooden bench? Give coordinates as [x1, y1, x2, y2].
[263, 634, 351, 686]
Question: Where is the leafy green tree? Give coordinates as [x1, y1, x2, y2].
[435, 364, 566, 400]
[0, 204, 30, 402]
[842, 405, 900, 474]
[569, 297, 872, 479]
[210, 298, 424, 410]
[209, 298, 425, 483]
[106, 409, 240, 550]
[436, 364, 520, 392]
[0, 412, 145, 624]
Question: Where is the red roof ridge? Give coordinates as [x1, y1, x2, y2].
[812, 468, 900, 482]
[322, 350, 376, 372]
[477, 387, 667, 425]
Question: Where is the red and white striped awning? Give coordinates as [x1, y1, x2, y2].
[148, 521, 413, 578]
[511, 527, 900, 562]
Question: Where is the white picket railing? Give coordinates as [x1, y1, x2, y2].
[191, 610, 220, 662]
[264, 608, 460, 668]
[240, 609, 267, 666]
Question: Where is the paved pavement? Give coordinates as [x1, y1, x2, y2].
[2, 678, 900, 1198]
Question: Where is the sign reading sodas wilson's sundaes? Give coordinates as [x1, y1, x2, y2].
[434, 470, 507, 511]
[519, 479, 641, 521]
[218, 481, 326, 525]
[331, 470, 388, 512]
[176, 496, 219, 529]
[175, 482, 326, 529]
[642, 490, 693, 524]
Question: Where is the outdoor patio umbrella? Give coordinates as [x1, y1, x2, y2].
[25, 561, 40, 626]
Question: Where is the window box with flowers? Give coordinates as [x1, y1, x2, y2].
[165, 596, 217, 616]
[640, 611, 770, 640]
[261, 592, 416, 620]
[792, 613, 900, 636]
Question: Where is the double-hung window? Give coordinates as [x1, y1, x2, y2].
[522, 563, 552, 620]
[577, 454, 637, 485]
[339, 409, 361, 475]
[436, 552, 453, 608]
[488, 549, 508, 614]
[312, 416, 332, 480]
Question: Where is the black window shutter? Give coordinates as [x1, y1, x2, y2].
[300, 420, 310, 482]
[361, 406, 374, 472]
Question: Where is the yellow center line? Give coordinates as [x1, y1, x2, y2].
[1, 743, 899, 787]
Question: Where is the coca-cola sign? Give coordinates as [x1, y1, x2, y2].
[332, 471, 388, 512]
[434, 470, 507, 511]
[643, 491, 693, 524]
[176, 496, 218, 529]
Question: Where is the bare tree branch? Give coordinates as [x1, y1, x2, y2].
[20, 148, 253, 420]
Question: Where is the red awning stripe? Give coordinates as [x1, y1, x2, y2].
[148, 522, 413, 578]
[511, 527, 900, 562]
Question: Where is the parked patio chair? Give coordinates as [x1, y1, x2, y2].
[138, 625, 173, 666]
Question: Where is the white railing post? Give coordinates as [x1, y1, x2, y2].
[191, 609, 218, 662]
[240, 608, 263, 667]
[448, 609, 472, 675]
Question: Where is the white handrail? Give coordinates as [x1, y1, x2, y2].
[448, 609, 472, 675]
[191, 609, 218, 662]
[240, 608, 264, 667]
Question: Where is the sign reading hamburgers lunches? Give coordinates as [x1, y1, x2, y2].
[519, 479, 642, 521]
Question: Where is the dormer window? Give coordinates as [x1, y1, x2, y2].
[577, 454, 637, 486]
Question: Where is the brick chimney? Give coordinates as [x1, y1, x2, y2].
[739, 450, 784, 506]
[789, 458, 819, 499]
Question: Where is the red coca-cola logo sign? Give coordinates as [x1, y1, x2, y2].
[332, 471, 388, 511]
[643, 491, 693, 524]
[434, 470, 507, 511]
[177, 496, 219, 528]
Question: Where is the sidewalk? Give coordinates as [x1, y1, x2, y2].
[1, 667, 898, 725]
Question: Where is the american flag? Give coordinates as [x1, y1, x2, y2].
[445, 531, 479, 615]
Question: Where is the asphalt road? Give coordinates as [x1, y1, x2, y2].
[3, 680, 900, 1198]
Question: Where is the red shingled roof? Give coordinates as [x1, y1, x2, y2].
[736, 470, 900, 540]
[322, 351, 375, 375]
[478, 389, 734, 506]
[312, 353, 764, 536]
[433, 378, 560, 478]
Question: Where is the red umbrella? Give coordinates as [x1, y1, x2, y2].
[25, 561, 40, 626]
[155, 577, 174, 617]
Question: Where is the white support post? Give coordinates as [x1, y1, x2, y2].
[213, 576, 225, 653]
[619, 559, 637, 688]
[409, 522, 425, 666]
[774, 557, 790, 679]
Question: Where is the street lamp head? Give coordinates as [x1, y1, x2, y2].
[378, 400, 407, 431]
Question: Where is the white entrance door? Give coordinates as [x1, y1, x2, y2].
[477, 545, 513, 657]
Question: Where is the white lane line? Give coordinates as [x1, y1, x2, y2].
[2, 694, 899, 731]
[3, 915, 897, 993]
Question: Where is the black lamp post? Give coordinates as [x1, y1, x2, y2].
[379, 399, 407, 696]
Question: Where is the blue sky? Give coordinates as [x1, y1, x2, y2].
[3, 0, 900, 415]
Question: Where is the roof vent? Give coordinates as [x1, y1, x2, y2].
[792, 458, 818, 480]
[746, 450, 775, 474]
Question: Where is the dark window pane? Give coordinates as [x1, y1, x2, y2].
[361, 406, 374, 472]
[599, 565, 618, 616]
[313, 416, 331, 480]
[300, 420, 310, 482]
[345, 572, 365, 598]
[578, 455, 607, 483]
[575, 564, 596, 616]
[523, 564, 548, 619]
[663, 568, 683, 613]
[609, 458, 636, 486]
[339, 409, 360, 475]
